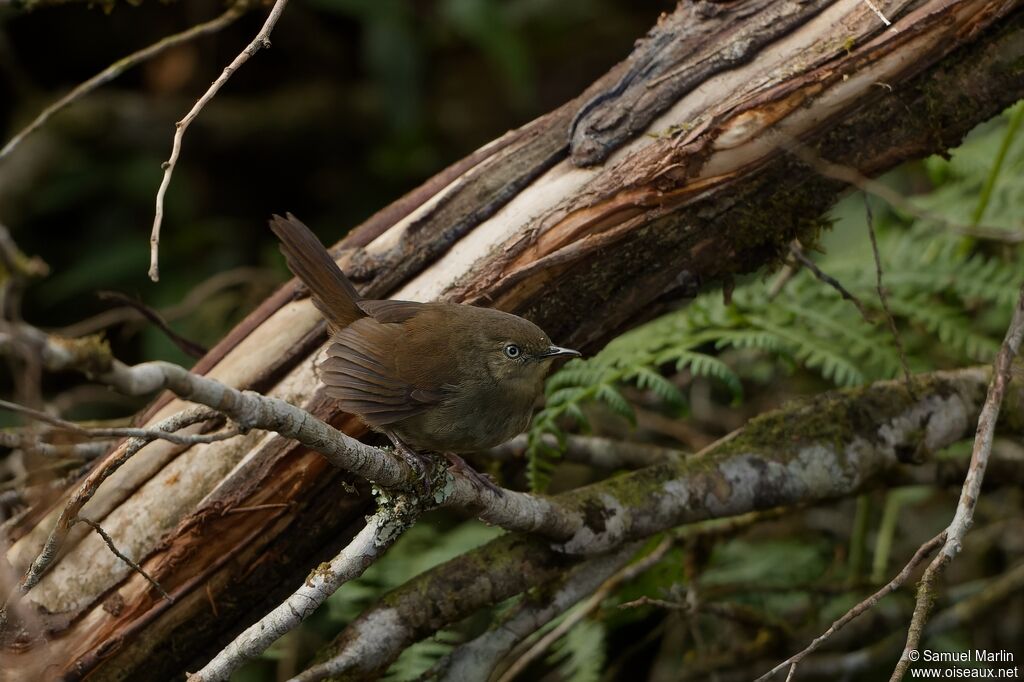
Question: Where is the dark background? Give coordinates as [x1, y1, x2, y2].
[0, 0, 667, 374]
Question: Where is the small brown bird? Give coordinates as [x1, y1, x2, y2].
[270, 213, 580, 493]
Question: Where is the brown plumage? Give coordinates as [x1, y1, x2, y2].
[270, 213, 580, 491]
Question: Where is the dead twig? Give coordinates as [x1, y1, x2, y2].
[890, 282, 1024, 682]
[97, 291, 207, 358]
[0, 398, 239, 446]
[0, 3, 248, 163]
[150, 0, 290, 281]
[864, 194, 916, 399]
[76, 517, 171, 602]
[788, 242, 872, 322]
[777, 133, 1022, 243]
[0, 431, 113, 459]
[0, 405, 219, 617]
[755, 531, 946, 681]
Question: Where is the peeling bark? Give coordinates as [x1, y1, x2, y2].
[2, 1, 1024, 679]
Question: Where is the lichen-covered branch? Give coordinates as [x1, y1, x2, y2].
[297, 366, 1020, 680]
[192, 495, 421, 682]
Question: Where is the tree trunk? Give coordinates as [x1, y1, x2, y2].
[3, 1, 1023, 679]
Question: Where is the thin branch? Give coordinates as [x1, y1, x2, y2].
[55, 267, 275, 339]
[890, 281, 1024, 682]
[786, 558, 1024, 680]
[777, 132, 1023, 243]
[75, 516, 171, 602]
[0, 405, 218, 612]
[97, 291, 207, 358]
[0, 431, 113, 459]
[755, 531, 946, 682]
[192, 498, 420, 682]
[0, 3, 248, 163]
[0, 398, 239, 446]
[864, 194, 916, 399]
[788, 242, 872, 322]
[149, 0, 290, 282]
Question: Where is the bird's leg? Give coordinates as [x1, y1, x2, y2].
[443, 453, 504, 497]
[383, 430, 433, 492]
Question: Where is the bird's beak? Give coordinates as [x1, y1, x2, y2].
[540, 345, 581, 359]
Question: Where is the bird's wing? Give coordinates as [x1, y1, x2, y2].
[320, 316, 445, 427]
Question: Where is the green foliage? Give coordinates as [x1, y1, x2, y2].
[546, 618, 606, 682]
[527, 101, 1024, 492]
[384, 631, 460, 681]
[699, 537, 831, 589]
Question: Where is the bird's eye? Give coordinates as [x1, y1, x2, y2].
[504, 344, 521, 359]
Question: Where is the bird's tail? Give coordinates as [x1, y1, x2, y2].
[269, 213, 364, 329]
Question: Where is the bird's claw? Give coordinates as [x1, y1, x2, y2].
[443, 453, 504, 497]
[386, 432, 434, 494]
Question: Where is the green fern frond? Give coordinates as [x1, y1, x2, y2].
[546, 618, 606, 682]
[526, 203, 1020, 489]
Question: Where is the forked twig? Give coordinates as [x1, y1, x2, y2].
[149, 0, 290, 281]
[0, 3, 248, 163]
[890, 283, 1024, 681]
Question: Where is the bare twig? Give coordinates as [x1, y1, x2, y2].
[864, 194, 916, 399]
[1, 405, 217, 617]
[97, 291, 207, 358]
[0, 3, 248, 163]
[75, 516, 171, 602]
[618, 595, 791, 634]
[777, 133, 1023, 243]
[193, 498, 420, 682]
[890, 282, 1024, 682]
[0, 431, 113, 459]
[755, 531, 946, 681]
[788, 242, 872, 322]
[0, 398, 239, 446]
[149, 0, 290, 281]
[56, 266, 275, 339]
[784, 558, 1024, 680]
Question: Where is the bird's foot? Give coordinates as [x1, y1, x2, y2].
[385, 432, 433, 493]
[443, 453, 504, 497]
